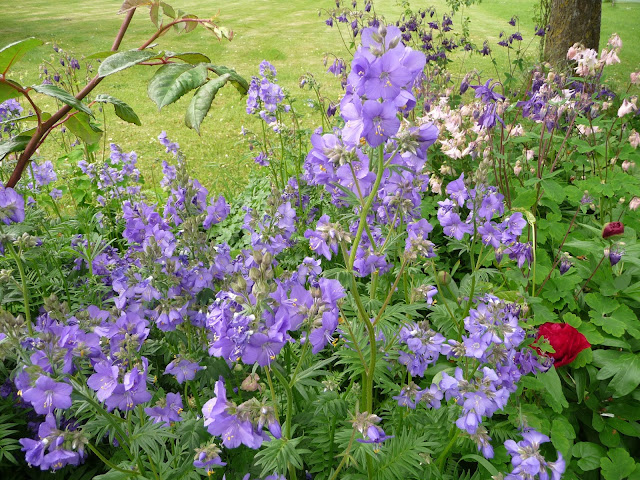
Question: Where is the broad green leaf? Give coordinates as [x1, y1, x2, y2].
[511, 188, 537, 209]
[65, 113, 103, 144]
[185, 74, 229, 133]
[166, 52, 211, 64]
[98, 49, 159, 77]
[0, 135, 31, 160]
[585, 293, 618, 315]
[95, 94, 141, 125]
[0, 80, 22, 103]
[148, 63, 208, 109]
[30, 84, 93, 116]
[0, 38, 43, 75]
[600, 448, 636, 480]
[541, 179, 565, 203]
[551, 416, 575, 456]
[593, 350, 640, 398]
[573, 442, 606, 471]
[207, 64, 249, 94]
[537, 367, 568, 413]
[611, 304, 640, 338]
[589, 310, 626, 337]
[571, 348, 593, 369]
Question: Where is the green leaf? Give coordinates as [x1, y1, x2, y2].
[94, 94, 141, 125]
[511, 188, 537, 209]
[573, 442, 606, 471]
[65, 113, 103, 144]
[0, 38, 43, 75]
[185, 74, 229, 133]
[541, 179, 565, 203]
[0, 135, 31, 160]
[98, 49, 159, 77]
[551, 416, 575, 456]
[585, 293, 619, 315]
[166, 52, 211, 64]
[207, 64, 249, 94]
[30, 84, 93, 116]
[0, 80, 22, 103]
[537, 367, 569, 413]
[593, 350, 640, 397]
[86, 50, 117, 60]
[148, 63, 208, 109]
[600, 448, 636, 480]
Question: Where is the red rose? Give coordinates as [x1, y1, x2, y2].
[534, 323, 590, 367]
[602, 221, 624, 239]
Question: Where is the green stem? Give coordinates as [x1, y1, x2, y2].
[348, 145, 385, 270]
[436, 429, 460, 470]
[328, 428, 357, 480]
[264, 367, 280, 421]
[271, 366, 294, 440]
[6, 242, 33, 336]
[86, 443, 137, 476]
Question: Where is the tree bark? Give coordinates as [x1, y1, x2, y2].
[544, 0, 601, 65]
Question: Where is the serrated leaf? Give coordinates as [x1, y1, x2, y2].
[601, 448, 636, 480]
[148, 63, 208, 109]
[149, 2, 160, 27]
[160, 2, 176, 18]
[185, 74, 229, 133]
[0, 135, 31, 160]
[585, 293, 619, 314]
[207, 64, 249, 94]
[593, 350, 640, 398]
[65, 113, 103, 144]
[95, 94, 141, 125]
[30, 84, 93, 116]
[98, 49, 159, 77]
[0, 38, 43, 75]
[118, 0, 152, 14]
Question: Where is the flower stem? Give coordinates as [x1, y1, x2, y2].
[6, 242, 33, 336]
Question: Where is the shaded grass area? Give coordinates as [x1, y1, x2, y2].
[0, 0, 638, 195]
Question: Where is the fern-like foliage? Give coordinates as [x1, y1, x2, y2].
[372, 429, 434, 480]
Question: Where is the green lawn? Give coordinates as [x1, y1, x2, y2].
[1, 0, 638, 195]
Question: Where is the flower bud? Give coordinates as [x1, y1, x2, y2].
[436, 270, 451, 285]
[602, 221, 624, 239]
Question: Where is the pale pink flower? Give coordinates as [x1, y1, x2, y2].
[629, 130, 640, 148]
[618, 98, 638, 117]
[607, 33, 622, 49]
[630, 197, 640, 211]
[631, 72, 640, 85]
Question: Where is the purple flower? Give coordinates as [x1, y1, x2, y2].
[87, 362, 119, 402]
[471, 79, 504, 103]
[362, 99, 401, 147]
[22, 376, 72, 415]
[165, 358, 203, 384]
[144, 392, 184, 426]
[204, 195, 230, 229]
[0, 187, 25, 224]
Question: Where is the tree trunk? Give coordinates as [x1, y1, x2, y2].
[544, 0, 601, 65]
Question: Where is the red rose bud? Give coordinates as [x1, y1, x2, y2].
[534, 322, 590, 368]
[602, 221, 624, 239]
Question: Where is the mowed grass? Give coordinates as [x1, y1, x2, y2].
[1, 0, 638, 195]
